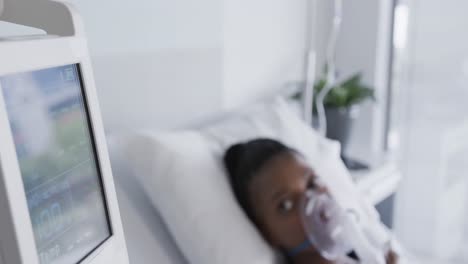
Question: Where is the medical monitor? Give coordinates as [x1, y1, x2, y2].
[1, 64, 113, 263]
[0, 1, 128, 264]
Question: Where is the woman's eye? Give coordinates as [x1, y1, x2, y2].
[278, 199, 294, 214]
[307, 179, 318, 190]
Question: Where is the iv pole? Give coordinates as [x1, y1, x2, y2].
[302, 0, 317, 126]
[315, 0, 343, 137]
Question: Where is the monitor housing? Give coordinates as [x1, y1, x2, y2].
[0, 1, 128, 263]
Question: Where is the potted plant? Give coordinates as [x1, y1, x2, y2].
[313, 72, 375, 151]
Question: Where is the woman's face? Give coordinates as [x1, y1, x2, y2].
[248, 152, 328, 253]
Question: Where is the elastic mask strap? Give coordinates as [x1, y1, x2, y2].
[286, 239, 313, 257]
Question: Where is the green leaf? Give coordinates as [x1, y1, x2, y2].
[312, 71, 374, 109]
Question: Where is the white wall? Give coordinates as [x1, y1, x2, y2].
[222, 0, 309, 108]
[70, 0, 310, 133]
[90, 50, 223, 132]
[72, 0, 224, 132]
[75, 0, 223, 54]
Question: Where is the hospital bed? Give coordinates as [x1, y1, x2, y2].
[105, 93, 402, 264]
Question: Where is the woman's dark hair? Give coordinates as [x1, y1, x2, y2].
[223, 138, 296, 222]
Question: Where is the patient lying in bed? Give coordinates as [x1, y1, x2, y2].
[224, 138, 399, 264]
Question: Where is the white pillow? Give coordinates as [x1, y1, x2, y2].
[126, 131, 279, 264]
[125, 97, 380, 264]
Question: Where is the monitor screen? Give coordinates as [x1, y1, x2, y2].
[0, 65, 111, 264]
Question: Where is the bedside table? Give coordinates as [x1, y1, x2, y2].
[353, 161, 402, 228]
[353, 161, 402, 205]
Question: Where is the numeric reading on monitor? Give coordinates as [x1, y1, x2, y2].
[0, 65, 111, 264]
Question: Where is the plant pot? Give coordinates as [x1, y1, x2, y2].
[323, 105, 360, 152]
